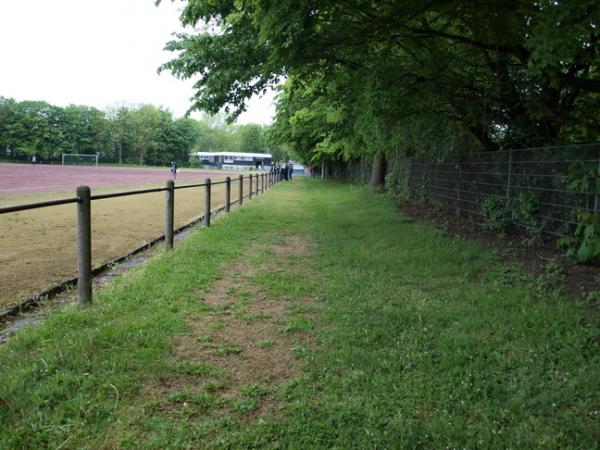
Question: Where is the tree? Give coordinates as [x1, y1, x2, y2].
[234, 124, 263, 153]
[160, 0, 600, 179]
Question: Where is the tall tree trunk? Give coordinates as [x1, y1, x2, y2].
[369, 151, 386, 187]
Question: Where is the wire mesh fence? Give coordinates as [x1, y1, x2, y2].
[387, 144, 600, 239]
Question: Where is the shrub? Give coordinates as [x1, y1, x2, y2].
[557, 210, 600, 263]
[556, 162, 600, 263]
[480, 196, 511, 231]
[189, 158, 203, 169]
[512, 191, 548, 239]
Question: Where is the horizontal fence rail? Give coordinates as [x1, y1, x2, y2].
[0, 197, 80, 214]
[0, 170, 286, 310]
[388, 143, 600, 240]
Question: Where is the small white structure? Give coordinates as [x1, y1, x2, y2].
[194, 152, 272, 170]
[289, 160, 306, 175]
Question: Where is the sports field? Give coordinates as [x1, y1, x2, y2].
[0, 163, 227, 198]
[0, 164, 255, 307]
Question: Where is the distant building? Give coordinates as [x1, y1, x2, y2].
[289, 160, 306, 175]
[194, 152, 272, 170]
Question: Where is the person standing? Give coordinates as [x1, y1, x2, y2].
[282, 163, 288, 181]
[31, 155, 36, 165]
[170, 161, 177, 180]
[288, 162, 293, 180]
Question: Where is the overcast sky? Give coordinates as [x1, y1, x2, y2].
[0, 0, 275, 124]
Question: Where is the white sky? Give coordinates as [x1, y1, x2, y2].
[0, 0, 275, 124]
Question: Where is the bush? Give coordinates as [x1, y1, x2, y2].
[189, 158, 203, 169]
[512, 191, 548, 239]
[480, 196, 511, 231]
[557, 210, 600, 263]
[556, 162, 600, 263]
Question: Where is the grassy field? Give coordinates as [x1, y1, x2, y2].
[0, 176, 256, 306]
[0, 179, 598, 448]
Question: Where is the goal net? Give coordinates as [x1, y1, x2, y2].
[61, 153, 99, 166]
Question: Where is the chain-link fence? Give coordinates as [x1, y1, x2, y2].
[386, 144, 600, 240]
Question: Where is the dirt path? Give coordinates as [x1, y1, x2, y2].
[148, 233, 318, 422]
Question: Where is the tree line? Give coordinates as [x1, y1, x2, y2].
[0, 97, 284, 166]
[160, 0, 600, 183]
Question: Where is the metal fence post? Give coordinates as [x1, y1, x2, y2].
[76, 185, 92, 305]
[239, 174, 244, 205]
[456, 163, 462, 216]
[256, 173, 260, 196]
[505, 150, 513, 208]
[204, 178, 211, 227]
[249, 174, 253, 200]
[595, 151, 600, 214]
[262, 173, 265, 193]
[225, 176, 231, 212]
[165, 180, 174, 250]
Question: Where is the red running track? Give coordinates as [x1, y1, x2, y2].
[0, 164, 234, 198]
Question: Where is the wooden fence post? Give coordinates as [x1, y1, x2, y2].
[204, 178, 211, 227]
[225, 176, 231, 212]
[76, 185, 92, 305]
[249, 174, 253, 200]
[239, 174, 244, 205]
[165, 180, 174, 250]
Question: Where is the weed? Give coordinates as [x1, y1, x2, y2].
[216, 345, 242, 355]
[176, 362, 223, 378]
[480, 196, 511, 231]
[196, 334, 214, 344]
[532, 258, 565, 299]
[232, 385, 269, 414]
[256, 339, 276, 348]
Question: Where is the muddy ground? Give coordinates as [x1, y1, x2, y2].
[397, 200, 600, 302]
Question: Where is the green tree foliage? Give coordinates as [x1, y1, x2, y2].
[160, 0, 600, 170]
[233, 124, 263, 152]
[0, 97, 273, 165]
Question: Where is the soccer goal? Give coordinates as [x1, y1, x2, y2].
[61, 153, 99, 166]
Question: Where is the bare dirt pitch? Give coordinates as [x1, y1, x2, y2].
[0, 164, 260, 307]
[0, 163, 226, 198]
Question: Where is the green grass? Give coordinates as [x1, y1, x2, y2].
[1, 179, 599, 448]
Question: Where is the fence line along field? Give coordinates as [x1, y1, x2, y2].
[0, 164, 250, 307]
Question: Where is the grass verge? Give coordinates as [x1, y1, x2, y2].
[1, 179, 599, 448]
